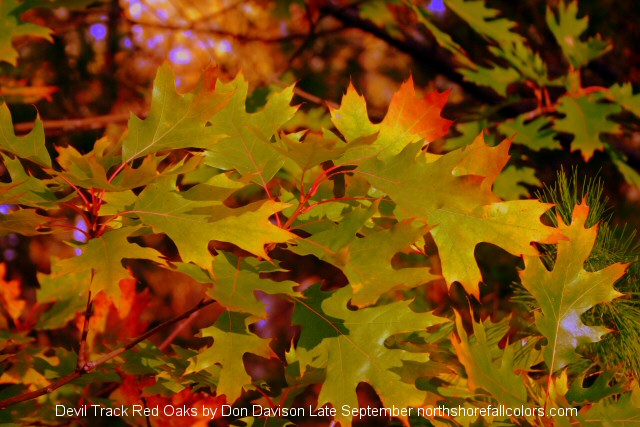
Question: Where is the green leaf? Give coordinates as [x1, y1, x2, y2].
[546, 1, 611, 68]
[330, 82, 379, 144]
[187, 311, 273, 402]
[553, 93, 622, 161]
[443, 0, 525, 44]
[121, 64, 230, 162]
[56, 137, 198, 192]
[292, 285, 349, 350]
[293, 286, 446, 425]
[303, 220, 435, 307]
[498, 115, 561, 151]
[606, 144, 640, 190]
[57, 145, 151, 191]
[444, 121, 493, 151]
[359, 134, 561, 296]
[493, 165, 541, 200]
[520, 202, 627, 372]
[133, 177, 294, 265]
[406, 1, 474, 68]
[275, 132, 374, 172]
[566, 371, 626, 405]
[0, 156, 58, 207]
[459, 65, 520, 97]
[452, 314, 527, 407]
[176, 254, 299, 318]
[52, 227, 164, 300]
[36, 265, 89, 329]
[293, 203, 379, 259]
[0, 0, 52, 66]
[608, 83, 640, 118]
[490, 40, 555, 88]
[579, 390, 640, 426]
[204, 75, 297, 185]
[0, 103, 50, 167]
[0, 208, 50, 236]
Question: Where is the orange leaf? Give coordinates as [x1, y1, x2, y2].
[384, 76, 453, 144]
[0, 263, 25, 323]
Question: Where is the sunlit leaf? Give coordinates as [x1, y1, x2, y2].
[520, 202, 627, 372]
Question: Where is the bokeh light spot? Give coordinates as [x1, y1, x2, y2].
[219, 40, 232, 53]
[3, 249, 16, 261]
[428, 0, 446, 14]
[170, 47, 192, 64]
[89, 23, 108, 41]
[130, 1, 142, 18]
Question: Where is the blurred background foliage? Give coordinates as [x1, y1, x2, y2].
[3, 0, 639, 185]
[2, 0, 639, 317]
[1, 1, 640, 424]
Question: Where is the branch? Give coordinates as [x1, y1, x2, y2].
[158, 310, 200, 352]
[126, 18, 341, 43]
[293, 85, 339, 109]
[13, 113, 131, 135]
[0, 299, 216, 410]
[76, 290, 93, 370]
[319, 1, 502, 106]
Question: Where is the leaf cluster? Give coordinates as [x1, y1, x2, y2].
[0, 1, 639, 427]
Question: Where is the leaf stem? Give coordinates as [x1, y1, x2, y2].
[62, 203, 92, 228]
[59, 176, 91, 209]
[46, 219, 91, 238]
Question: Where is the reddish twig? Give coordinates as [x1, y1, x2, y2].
[59, 177, 91, 209]
[76, 290, 93, 371]
[0, 299, 216, 409]
[13, 113, 131, 135]
[158, 310, 200, 351]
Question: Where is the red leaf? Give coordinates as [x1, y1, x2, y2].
[384, 76, 453, 143]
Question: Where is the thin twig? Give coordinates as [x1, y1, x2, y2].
[158, 310, 200, 351]
[271, 79, 339, 109]
[13, 113, 131, 135]
[126, 18, 329, 43]
[76, 290, 93, 371]
[0, 299, 216, 409]
[286, 2, 318, 67]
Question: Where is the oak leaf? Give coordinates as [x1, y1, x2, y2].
[187, 312, 274, 403]
[134, 177, 294, 266]
[121, 63, 230, 162]
[330, 78, 452, 157]
[520, 202, 627, 372]
[293, 286, 446, 425]
[452, 314, 527, 407]
[359, 133, 561, 296]
[52, 227, 164, 301]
